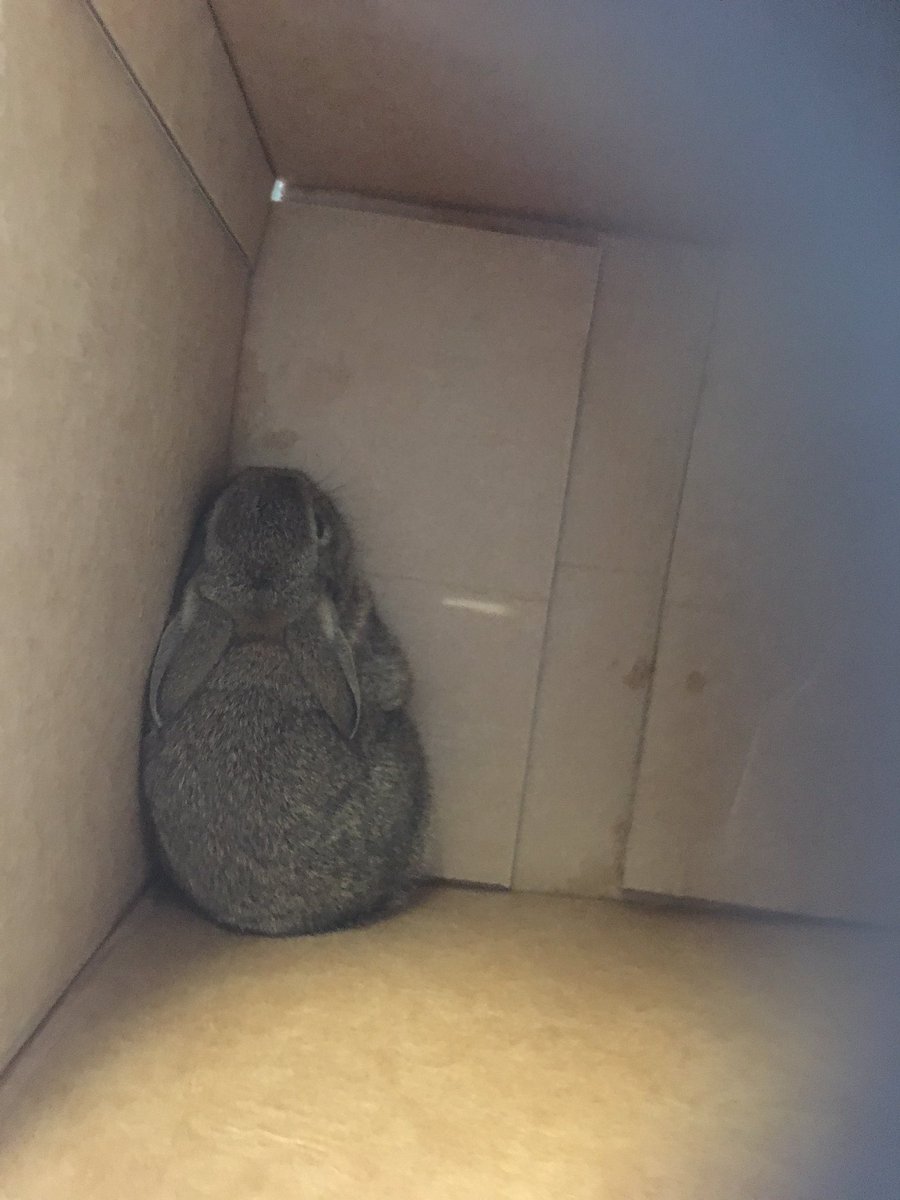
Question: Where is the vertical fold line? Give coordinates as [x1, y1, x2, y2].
[508, 244, 607, 887]
[615, 270, 723, 893]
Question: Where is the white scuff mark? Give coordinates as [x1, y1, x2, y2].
[442, 596, 513, 618]
[270, 178, 287, 202]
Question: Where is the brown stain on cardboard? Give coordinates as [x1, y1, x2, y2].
[622, 657, 655, 690]
[301, 354, 352, 404]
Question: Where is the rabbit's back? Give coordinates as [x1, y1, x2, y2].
[144, 642, 425, 935]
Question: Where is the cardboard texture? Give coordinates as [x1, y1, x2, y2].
[0, 0, 248, 1067]
[1, 888, 894, 1199]
[89, 0, 272, 259]
[207, 2, 900, 243]
[513, 239, 718, 897]
[207, 0, 754, 240]
[624, 253, 900, 923]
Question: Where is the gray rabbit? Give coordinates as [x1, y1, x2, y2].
[141, 466, 429, 935]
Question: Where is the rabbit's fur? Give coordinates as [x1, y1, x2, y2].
[141, 467, 429, 936]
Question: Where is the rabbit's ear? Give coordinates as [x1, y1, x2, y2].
[287, 597, 361, 739]
[148, 588, 233, 726]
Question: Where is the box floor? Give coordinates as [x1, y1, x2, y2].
[0, 887, 893, 1199]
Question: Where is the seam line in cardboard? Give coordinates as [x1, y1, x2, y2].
[82, 0, 251, 267]
[203, 0, 279, 179]
[613, 272, 723, 890]
[509, 248, 607, 887]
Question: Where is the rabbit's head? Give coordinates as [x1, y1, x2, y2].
[197, 467, 353, 623]
[150, 467, 365, 737]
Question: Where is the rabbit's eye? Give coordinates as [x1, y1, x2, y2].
[314, 510, 331, 545]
